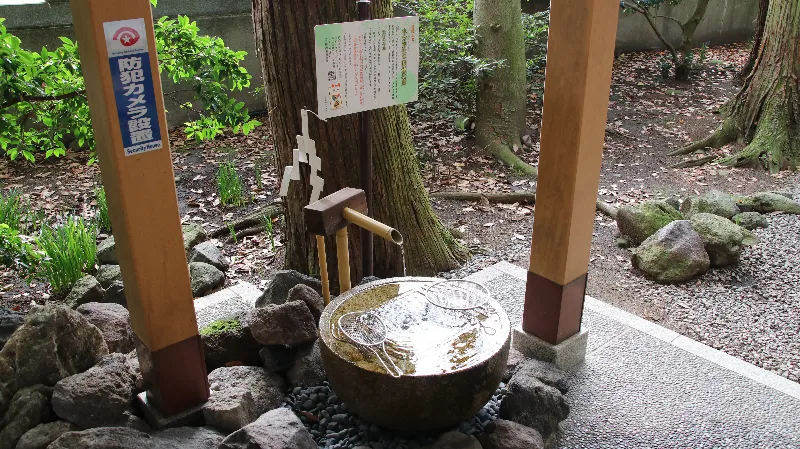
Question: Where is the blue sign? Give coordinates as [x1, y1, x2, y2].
[103, 19, 163, 156]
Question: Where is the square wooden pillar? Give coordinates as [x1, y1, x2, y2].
[71, 0, 208, 415]
[522, 0, 619, 345]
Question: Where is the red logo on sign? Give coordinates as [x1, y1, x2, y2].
[113, 27, 140, 47]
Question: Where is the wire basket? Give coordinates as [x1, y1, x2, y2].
[421, 279, 492, 311]
[337, 311, 402, 377]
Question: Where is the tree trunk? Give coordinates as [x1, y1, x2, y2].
[675, 0, 800, 172]
[251, 0, 468, 285]
[474, 0, 535, 176]
[674, 0, 711, 81]
[739, 0, 769, 80]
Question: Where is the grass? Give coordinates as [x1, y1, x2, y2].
[95, 187, 111, 233]
[0, 190, 23, 231]
[200, 318, 241, 337]
[36, 217, 97, 295]
[262, 214, 275, 250]
[217, 161, 246, 206]
[255, 162, 263, 190]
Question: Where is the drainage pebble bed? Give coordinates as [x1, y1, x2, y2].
[282, 381, 507, 449]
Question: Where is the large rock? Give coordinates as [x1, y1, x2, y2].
[733, 211, 768, 230]
[244, 300, 318, 346]
[287, 341, 326, 387]
[96, 265, 123, 289]
[681, 190, 740, 219]
[182, 224, 208, 254]
[217, 407, 317, 449]
[15, 421, 78, 449]
[0, 307, 25, 350]
[287, 284, 325, 324]
[105, 281, 127, 307]
[0, 386, 51, 449]
[64, 275, 105, 309]
[632, 220, 711, 284]
[97, 236, 118, 265]
[0, 304, 107, 415]
[203, 366, 287, 432]
[124, 350, 145, 394]
[201, 319, 262, 372]
[48, 427, 157, 449]
[76, 302, 135, 354]
[616, 200, 683, 246]
[426, 430, 482, 449]
[189, 241, 230, 271]
[154, 426, 226, 449]
[259, 346, 297, 373]
[52, 353, 135, 428]
[477, 419, 545, 449]
[499, 365, 569, 438]
[748, 192, 800, 214]
[255, 270, 322, 307]
[513, 359, 569, 394]
[690, 213, 758, 267]
[189, 262, 225, 297]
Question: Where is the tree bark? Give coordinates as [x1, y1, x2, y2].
[251, 0, 468, 284]
[675, 0, 800, 172]
[739, 0, 769, 80]
[674, 0, 711, 80]
[474, 0, 535, 176]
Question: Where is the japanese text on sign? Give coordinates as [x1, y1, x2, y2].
[314, 16, 419, 120]
[103, 18, 163, 156]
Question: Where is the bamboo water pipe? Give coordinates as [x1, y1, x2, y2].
[342, 207, 403, 245]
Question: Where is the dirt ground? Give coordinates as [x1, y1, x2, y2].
[2, 44, 798, 377]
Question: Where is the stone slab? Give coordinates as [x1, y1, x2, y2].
[513, 326, 588, 370]
[193, 281, 261, 330]
[135, 391, 206, 430]
[469, 262, 800, 447]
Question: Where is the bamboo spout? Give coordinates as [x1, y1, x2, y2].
[342, 207, 403, 245]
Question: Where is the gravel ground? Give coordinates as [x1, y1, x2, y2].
[282, 381, 506, 449]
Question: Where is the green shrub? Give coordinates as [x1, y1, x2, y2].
[0, 223, 40, 273]
[200, 318, 240, 337]
[217, 161, 245, 206]
[36, 217, 97, 294]
[0, 190, 22, 231]
[95, 187, 111, 233]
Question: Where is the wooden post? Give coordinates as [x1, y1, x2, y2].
[70, 0, 208, 415]
[336, 227, 352, 293]
[316, 235, 331, 304]
[523, 0, 619, 344]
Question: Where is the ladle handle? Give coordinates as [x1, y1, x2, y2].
[368, 346, 402, 378]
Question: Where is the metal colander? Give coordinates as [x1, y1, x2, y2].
[337, 311, 403, 377]
[421, 280, 492, 310]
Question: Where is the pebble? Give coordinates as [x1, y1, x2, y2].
[282, 381, 507, 448]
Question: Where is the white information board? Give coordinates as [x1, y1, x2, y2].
[314, 16, 419, 120]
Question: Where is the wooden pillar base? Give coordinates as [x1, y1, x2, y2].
[135, 334, 209, 416]
[521, 272, 587, 345]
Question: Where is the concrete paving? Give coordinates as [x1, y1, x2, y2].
[466, 262, 800, 448]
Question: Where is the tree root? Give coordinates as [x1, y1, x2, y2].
[487, 142, 538, 177]
[669, 119, 738, 156]
[595, 200, 618, 218]
[431, 190, 536, 204]
[209, 202, 284, 238]
[670, 154, 718, 169]
[226, 225, 269, 244]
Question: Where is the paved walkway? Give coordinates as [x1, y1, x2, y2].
[466, 262, 800, 448]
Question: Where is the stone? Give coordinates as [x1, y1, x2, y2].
[513, 359, 569, 394]
[15, 421, 78, 449]
[504, 347, 526, 382]
[616, 237, 630, 248]
[0, 304, 107, 416]
[259, 346, 297, 373]
[499, 365, 569, 437]
[105, 281, 127, 307]
[203, 366, 287, 432]
[0, 307, 25, 350]
[732, 211, 769, 230]
[125, 350, 145, 394]
[154, 426, 226, 449]
[681, 190, 740, 219]
[287, 284, 325, 324]
[189, 262, 225, 297]
[218, 407, 317, 449]
[182, 224, 208, 254]
[52, 353, 135, 429]
[96, 265, 123, 289]
[631, 220, 710, 284]
[748, 192, 800, 214]
[64, 275, 105, 309]
[201, 319, 262, 372]
[357, 276, 381, 286]
[255, 270, 322, 308]
[135, 391, 206, 430]
[690, 213, 758, 268]
[47, 427, 159, 449]
[97, 236, 118, 265]
[477, 419, 545, 449]
[513, 326, 587, 371]
[426, 430, 482, 449]
[616, 200, 683, 246]
[244, 300, 318, 346]
[665, 197, 681, 211]
[287, 341, 326, 387]
[0, 386, 51, 449]
[189, 241, 230, 271]
[76, 302, 135, 354]
[118, 408, 151, 432]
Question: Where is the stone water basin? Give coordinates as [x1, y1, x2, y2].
[319, 277, 510, 431]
